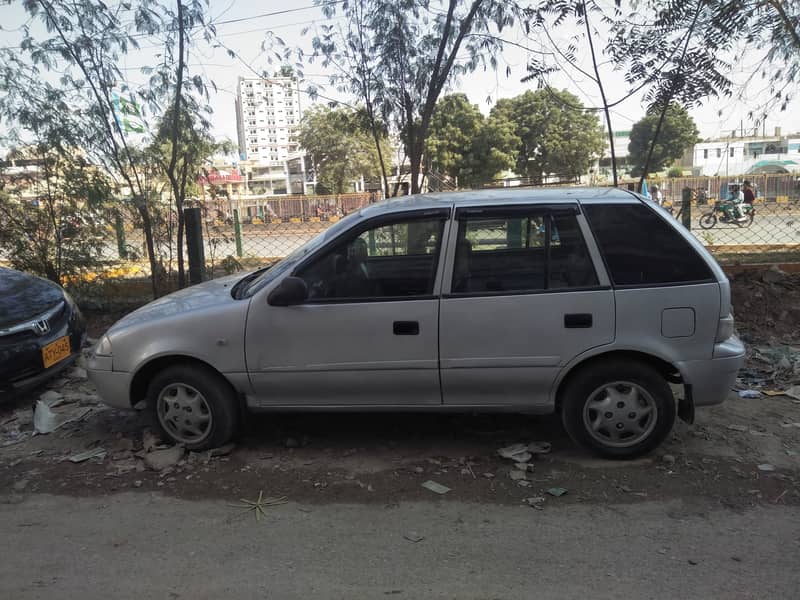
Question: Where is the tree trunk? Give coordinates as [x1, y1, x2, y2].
[638, 1, 701, 190]
[138, 200, 159, 298]
[582, 1, 617, 186]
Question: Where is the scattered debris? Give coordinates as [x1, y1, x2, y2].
[68, 367, 88, 380]
[142, 430, 161, 452]
[421, 480, 451, 495]
[207, 443, 236, 458]
[403, 531, 424, 543]
[546, 487, 568, 497]
[144, 446, 185, 471]
[738, 390, 761, 399]
[229, 491, 288, 522]
[785, 386, 800, 401]
[509, 470, 526, 481]
[757, 463, 776, 472]
[38, 390, 64, 406]
[497, 441, 551, 464]
[687, 559, 699, 566]
[523, 496, 545, 510]
[33, 400, 91, 434]
[68, 447, 107, 463]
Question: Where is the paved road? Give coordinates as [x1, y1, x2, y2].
[1, 494, 798, 599]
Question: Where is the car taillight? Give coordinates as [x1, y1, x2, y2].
[715, 314, 734, 343]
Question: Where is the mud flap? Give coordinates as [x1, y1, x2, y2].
[678, 385, 695, 424]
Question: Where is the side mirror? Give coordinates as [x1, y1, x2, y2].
[267, 276, 308, 306]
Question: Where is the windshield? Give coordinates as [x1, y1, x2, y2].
[241, 210, 363, 297]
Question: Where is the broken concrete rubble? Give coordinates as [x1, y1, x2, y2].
[144, 446, 185, 471]
[497, 441, 552, 463]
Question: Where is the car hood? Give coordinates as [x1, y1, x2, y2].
[0, 267, 65, 329]
[109, 273, 245, 333]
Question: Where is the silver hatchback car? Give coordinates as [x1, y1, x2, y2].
[88, 188, 745, 458]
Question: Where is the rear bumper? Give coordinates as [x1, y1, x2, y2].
[87, 368, 132, 409]
[677, 337, 746, 407]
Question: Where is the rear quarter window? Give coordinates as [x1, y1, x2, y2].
[584, 204, 713, 286]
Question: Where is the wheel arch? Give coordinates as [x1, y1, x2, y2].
[129, 355, 235, 408]
[553, 349, 681, 412]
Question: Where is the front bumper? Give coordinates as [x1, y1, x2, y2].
[677, 337, 746, 407]
[86, 367, 132, 409]
[0, 304, 86, 398]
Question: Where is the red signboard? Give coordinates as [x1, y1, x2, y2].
[199, 170, 243, 184]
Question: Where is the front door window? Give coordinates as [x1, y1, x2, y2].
[296, 216, 445, 301]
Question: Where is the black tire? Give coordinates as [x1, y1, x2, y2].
[146, 364, 240, 451]
[698, 213, 716, 230]
[741, 211, 755, 228]
[560, 359, 676, 459]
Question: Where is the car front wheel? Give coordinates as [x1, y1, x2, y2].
[560, 360, 676, 458]
[147, 364, 239, 450]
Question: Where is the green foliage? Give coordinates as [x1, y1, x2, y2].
[0, 149, 111, 283]
[306, 0, 524, 193]
[220, 255, 243, 275]
[628, 104, 699, 177]
[490, 89, 605, 181]
[610, 1, 800, 116]
[667, 167, 684, 178]
[426, 94, 516, 188]
[298, 105, 392, 194]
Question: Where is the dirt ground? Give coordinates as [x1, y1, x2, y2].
[1, 269, 799, 510]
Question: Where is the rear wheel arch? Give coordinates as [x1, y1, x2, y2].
[554, 350, 681, 411]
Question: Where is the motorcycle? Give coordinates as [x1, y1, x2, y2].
[698, 200, 755, 229]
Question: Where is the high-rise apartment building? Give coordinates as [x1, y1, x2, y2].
[235, 75, 301, 163]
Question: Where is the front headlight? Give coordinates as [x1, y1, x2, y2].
[94, 335, 113, 357]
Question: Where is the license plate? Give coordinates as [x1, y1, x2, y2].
[42, 336, 71, 369]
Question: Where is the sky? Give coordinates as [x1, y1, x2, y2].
[1, 0, 798, 148]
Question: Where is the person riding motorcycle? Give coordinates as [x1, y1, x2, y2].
[724, 184, 747, 222]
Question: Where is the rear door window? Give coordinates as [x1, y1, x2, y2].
[452, 209, 598, 294]
[584, 204, 713, 286]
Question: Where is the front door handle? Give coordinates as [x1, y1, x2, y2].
[564, 313, 593, 328]
[393, 321, 419, 335]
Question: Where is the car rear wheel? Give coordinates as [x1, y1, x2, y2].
[147, 364, 239, 451]
[560, 360, 676, 459]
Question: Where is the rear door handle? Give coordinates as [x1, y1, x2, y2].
[393, 321, 419, 335]
[564, 313, 592, 328]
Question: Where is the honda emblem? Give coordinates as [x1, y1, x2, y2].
[32, 319, 50, 335]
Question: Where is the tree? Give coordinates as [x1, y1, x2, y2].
[0, 145, 111, 283]
[491, 89, 605, 182]
[298, 105, 392, 195]
[628, 104, 699, 178]
[2, 0, 217, 296]
[307, 0, 524, 194]
[524, 0, 626, 185]
[426, 93, 516, 188]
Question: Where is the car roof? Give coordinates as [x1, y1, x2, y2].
[359, 186, 640, 217]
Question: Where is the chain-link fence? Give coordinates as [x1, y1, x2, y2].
[81, 182, 800, 292]
[120, 192, 380, 278]
[639, 175, 800, 264]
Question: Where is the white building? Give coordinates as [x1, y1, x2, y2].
[235, 75, 302, 164]
[692, 128, 800, 176]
